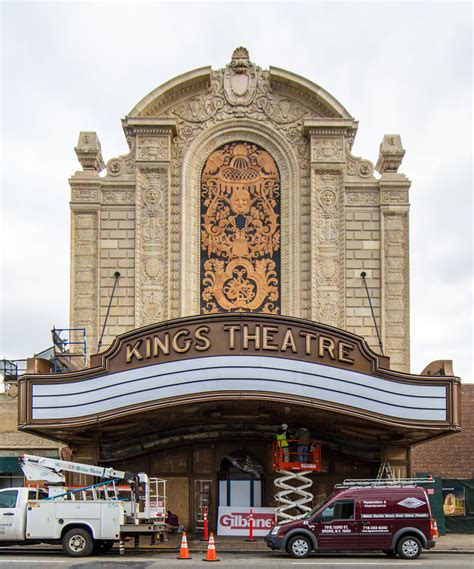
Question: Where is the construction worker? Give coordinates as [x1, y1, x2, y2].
[276, 423, 290, 463]
[295, 426, 310, 463]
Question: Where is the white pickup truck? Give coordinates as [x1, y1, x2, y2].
[0, 487, 124, 556]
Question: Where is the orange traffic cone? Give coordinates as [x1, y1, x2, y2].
[203, 532, 220, 562]
[177, 531, 192, 559]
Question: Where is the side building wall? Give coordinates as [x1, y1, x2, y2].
[411, 384, 474, 479]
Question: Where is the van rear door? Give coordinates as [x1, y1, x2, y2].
[314, 499, 359, 549]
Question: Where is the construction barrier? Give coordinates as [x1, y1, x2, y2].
[203, 506, 209, 541]
[245, 508, 254, 542]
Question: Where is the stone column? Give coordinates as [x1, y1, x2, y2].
[69, 132, 104, 359]
[133, 128, 173, 327]
[307, 125, 346, 328]
[377, 135, 411, 372]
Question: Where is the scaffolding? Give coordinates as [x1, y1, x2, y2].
[52, 327, 87, 372]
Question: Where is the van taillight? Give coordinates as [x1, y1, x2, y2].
[430, 518, 439, 538]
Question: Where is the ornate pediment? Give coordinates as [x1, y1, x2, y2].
[130, 48, 351, 124]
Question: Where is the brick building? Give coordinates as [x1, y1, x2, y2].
[412, 384, 474, 479]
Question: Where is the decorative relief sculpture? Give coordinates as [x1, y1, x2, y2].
[223, 47, 258, 106]
[345, 190, 378, 206]
[136, 170, 168, 326]
[200, 142, 280, 313]
[312, 172, 343, 327]
[312, 138, 344, 162]
[137, 136, 169, 161]
[71, 189, 99, 202]
[101, 190, 134, 204]
[73, 213, 98, 351]
[383, 214, 408, 370]
[381, 190, 408, 204]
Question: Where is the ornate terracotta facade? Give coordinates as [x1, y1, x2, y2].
[69, 48, 411, 371]
[201, 142, 280, 314]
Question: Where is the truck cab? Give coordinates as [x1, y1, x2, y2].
[0, 488, 36, 542]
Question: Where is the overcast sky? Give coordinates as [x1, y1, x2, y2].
[1, 1, 472, 382]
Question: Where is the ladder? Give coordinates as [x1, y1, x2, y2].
[377, 461, 395, 480]
[274, 470, 314, 522]
[45, 479, 120, 501]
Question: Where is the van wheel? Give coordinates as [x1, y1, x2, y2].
[396, 536, 422, 559]
[287, 535, 312, 558]
[383, 549, 397, 557]
[62, 528, 94, 557]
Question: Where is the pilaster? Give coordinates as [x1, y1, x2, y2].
[69, 132, 103, 359]
[307, 125, 348, 328]
[377, 136, 411, 372]
[132, 127, 174, 327]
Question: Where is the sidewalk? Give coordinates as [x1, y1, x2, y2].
[131, 533, 474, 554]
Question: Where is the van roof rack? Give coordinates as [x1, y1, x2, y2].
[335, 477, 434, 488]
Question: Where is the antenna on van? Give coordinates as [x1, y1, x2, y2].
[360, 272, 384, 355]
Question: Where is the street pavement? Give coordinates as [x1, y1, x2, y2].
[0, 552, 473, 568]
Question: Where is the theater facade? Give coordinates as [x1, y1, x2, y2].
[17, 48, 461, 530]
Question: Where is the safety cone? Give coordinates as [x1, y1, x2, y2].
[177, 531, 192, 560]
[203, 532, 220, 562]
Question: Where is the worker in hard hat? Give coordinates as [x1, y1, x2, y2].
[276, 423, 290, 464]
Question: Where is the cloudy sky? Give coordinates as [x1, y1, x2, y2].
[1, 1, 472, 382]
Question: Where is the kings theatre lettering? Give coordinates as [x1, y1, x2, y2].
[125, 322, 355, 366]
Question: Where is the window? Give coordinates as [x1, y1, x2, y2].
[0, 489, 18, 508]
[320, 500, 354, 522]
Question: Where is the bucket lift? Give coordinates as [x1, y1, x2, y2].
[272, 440, 321, 522]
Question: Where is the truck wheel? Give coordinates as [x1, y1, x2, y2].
[62, 527, 94, 557]
[396, 536, 422, 560]
[287, 535, 312, 558]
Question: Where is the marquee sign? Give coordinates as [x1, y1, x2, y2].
[18, 314, 460, 431]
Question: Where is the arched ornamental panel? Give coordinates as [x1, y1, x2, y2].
[201, 142, 280, 314]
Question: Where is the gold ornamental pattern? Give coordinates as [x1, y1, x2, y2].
[200, 142, 281, 313]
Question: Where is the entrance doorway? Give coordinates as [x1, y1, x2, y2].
[218, 453, 263, 507]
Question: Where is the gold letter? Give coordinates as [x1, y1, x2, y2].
[195, 326, 211, 351]
[145, 337, 151, 359]
[262, 326, 279, 351]
[172, 329, 192, 353]
[126, 340, 143, 363]
[299, 331, 317, 355]
[318, 336, 336, 360]
[243, 325, 260, 350]
[224, 325, 240, 350]
[153, 333, 170, 356]
[280, 328, 297, 353]
[338, 341, 355, 364]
